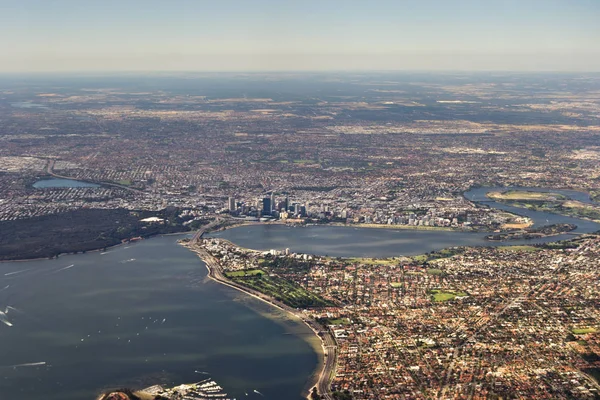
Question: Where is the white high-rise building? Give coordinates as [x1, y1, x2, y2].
[270, 192, 275, 213]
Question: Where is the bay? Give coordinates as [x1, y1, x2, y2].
[0, 236, 318, 400]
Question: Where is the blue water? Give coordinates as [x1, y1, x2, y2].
[33, 178, 100, 189]
[464, 186, 599, 231]
[0, 236, 317, 400]
[209, 187, 600, 258]
[1, 186, 597, 400]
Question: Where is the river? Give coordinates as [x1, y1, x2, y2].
[208, 187, 600, 258]
[1, 186, 598, 399]
[0, 236, 318, 400]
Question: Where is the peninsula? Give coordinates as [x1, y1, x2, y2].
[181, 227, 600, 399]
[180, 225, 338, 400]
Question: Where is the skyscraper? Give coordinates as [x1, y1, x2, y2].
[262, 197, 271, 216]
[270, 192, 275, 213]
[228, 197, 236, 212]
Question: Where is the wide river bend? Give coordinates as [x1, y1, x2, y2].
[1, 186, 598, 399]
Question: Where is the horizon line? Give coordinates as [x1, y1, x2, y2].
[2, 69, 600, 75]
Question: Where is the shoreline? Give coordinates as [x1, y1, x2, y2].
[0, 231, 192, 264]
[2, 207, 593, 264]
[181, 241, 335, 400]
[327, 222, 463, 231]
[208, 219, 468, 234]
[490, 199, 600, 224]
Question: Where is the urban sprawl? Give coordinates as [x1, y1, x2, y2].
[1, 73, 599, 399]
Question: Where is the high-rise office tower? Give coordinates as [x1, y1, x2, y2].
[262, 197, 271, 215]
[270, 192, 275, 213]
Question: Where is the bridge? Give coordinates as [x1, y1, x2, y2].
[191, 217, 227, 243]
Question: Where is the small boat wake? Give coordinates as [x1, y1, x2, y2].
[53, 264, 75, 273]
[4, 269, 31, 276]
[0, 306, 19, 327]
[10, 362, 47, 368]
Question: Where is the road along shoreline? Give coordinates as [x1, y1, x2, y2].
[181, 240, 337, 400]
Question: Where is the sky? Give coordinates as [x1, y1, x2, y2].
[0, 0, 599, 72]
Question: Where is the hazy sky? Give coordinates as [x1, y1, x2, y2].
[1, 0, 599, 72]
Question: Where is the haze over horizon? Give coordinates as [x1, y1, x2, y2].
[1, 0, 599, 73]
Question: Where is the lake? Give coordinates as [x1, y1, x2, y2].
[0, 236, 318, 400]
[10, 102, 48, 109]
[33, 178, 101, 189]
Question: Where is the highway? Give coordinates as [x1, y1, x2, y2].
[190, 217, 226, 243]
[186, 238, 337, 400]
[318, 331, 337, 400]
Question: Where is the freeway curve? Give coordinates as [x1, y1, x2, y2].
[191, 217, 226, 243]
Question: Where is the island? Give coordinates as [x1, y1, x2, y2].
[485, 223, 577, 241]
[488, 190, 600, 222]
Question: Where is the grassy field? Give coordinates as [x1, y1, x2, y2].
[572, 327, 597, 334]
[427, 268, 444, 275]
[325, 318, 351, 325]
[224, 269, 265, 278]
[562, 201, 600, 220]
[488, 190, 567, 201]
[512, 200, 600, 222]
[429, 289, 468, 302]
[342, 257, 398, 266]
[412, 254, 429, 263]
[499, 245, 540, 252]
[229, 274, 331, 308]
[411, 247, 465, 264]
[489, 190, 600, 222]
